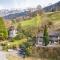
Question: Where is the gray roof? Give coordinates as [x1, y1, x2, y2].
[37, 31, 59, 37]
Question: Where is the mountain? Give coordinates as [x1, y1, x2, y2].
[4, 8, 36, 19]
[44, 1, 60, 12]
[0, 9, 22, 17]
[4, 11, 29, 19]
[1, 1, 60, 19]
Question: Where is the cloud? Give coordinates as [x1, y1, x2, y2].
[0, 5, 3, 9]
[12, 0, 60, 9]
[0, 0, 60, 9]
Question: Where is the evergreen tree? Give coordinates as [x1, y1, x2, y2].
[43, 25, 49, 46]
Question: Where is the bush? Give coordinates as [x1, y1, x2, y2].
[14, 33, 24, 40]
[2, 43, 8, 51]
[19, 41, 34, 57]
[12, 44, 17, 49]
[0, 43, 7, 46]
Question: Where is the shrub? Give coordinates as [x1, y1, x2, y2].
[19, 41, 34, 57]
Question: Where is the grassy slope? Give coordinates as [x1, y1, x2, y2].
[46, 11, 60, 31]
[46, 11, 60, 21]
[20, 15, 41, 28]
[20, 11, 60, 30]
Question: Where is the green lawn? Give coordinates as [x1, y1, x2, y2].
[4, 38, 27, 49]
[8, 38, 27, 46]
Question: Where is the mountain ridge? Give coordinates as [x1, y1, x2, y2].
[0, 1, 60, 19]
[44, 1, 60, 12]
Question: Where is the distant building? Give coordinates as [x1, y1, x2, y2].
[8, 26, 17, 39]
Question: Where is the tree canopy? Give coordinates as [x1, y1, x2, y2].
[0, 17, 8, 39]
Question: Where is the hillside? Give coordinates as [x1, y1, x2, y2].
[46, 11, 60, 31]
[3, 11, 60, 34]
[4, 11, 60, 29]
[46, 11, 60, 21]
[20, 15, 41, 28]
[19, 11, 60, 32]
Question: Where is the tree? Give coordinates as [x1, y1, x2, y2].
[11, 19, 17, 28]
[0, 17, 8, 39]
[36, 5, 44, 16]
[27, 8, 32, 17]
[43, 25, 49, 46]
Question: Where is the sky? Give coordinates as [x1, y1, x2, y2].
[0, 0, 60, 10]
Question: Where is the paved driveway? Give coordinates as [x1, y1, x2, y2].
[0, 51, 8, 60]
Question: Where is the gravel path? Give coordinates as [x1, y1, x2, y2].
[0, 51, 8, 60]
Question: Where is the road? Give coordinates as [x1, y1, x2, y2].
[0, 51, 8, 60]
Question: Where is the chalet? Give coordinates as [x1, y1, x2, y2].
[36, 31, 60, 46]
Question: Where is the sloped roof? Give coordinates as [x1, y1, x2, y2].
[37, 30, 59, 37]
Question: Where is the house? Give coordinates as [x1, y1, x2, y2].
[8, 26, 17, 39]
[36, 31, 60, 47]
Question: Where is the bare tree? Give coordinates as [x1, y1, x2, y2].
[36, 5, 44, 16]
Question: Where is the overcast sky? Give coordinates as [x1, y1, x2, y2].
[0, 0, 60, 9]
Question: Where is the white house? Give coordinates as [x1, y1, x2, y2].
[8, 26, 17, 39]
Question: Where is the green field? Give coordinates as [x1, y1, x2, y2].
[20, 15, 41, 28]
